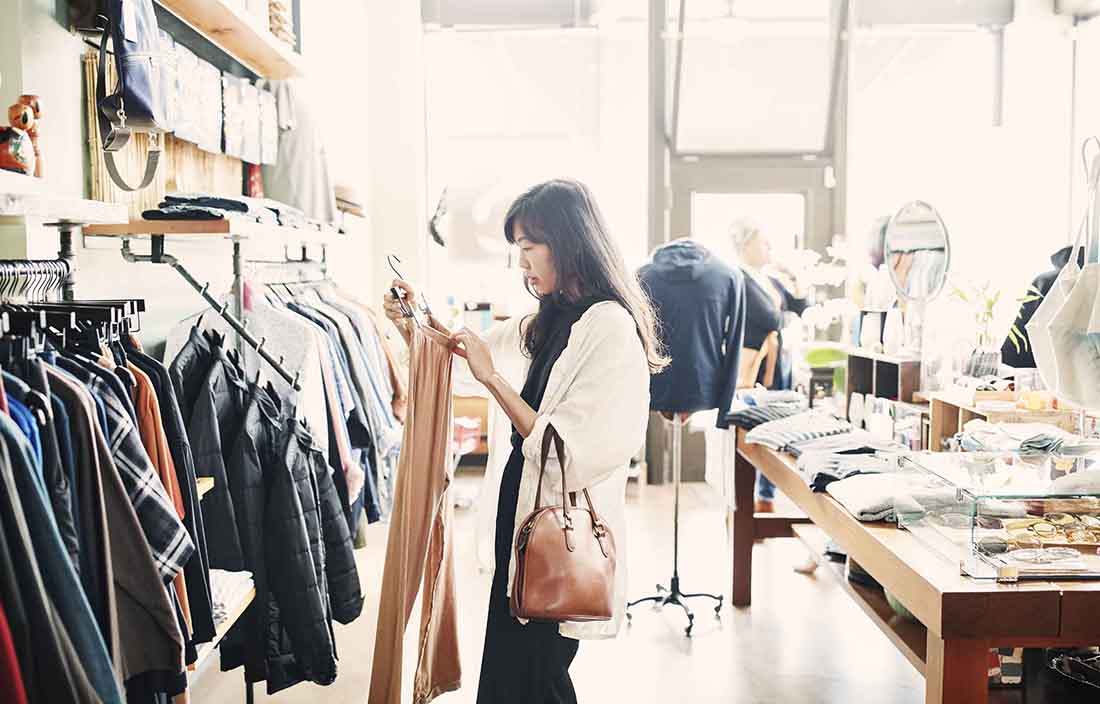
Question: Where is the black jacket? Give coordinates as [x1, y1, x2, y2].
[743, 274, 811, 390]
[1001, 245, 1082, 368]
[169, 326, 214, 421]
[187, 341, 250, 571]
[299, 422, 363, 625]
[639, 239, 746, 427]
[219, 393, 361, 694]
[264, 419, 338, 693]
[220, 382, 284, 683]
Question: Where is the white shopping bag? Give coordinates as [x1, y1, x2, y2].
[1048, 154, 1100, 406]
[1026, 217, 1084, 391]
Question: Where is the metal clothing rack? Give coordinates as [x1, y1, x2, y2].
[247, 243, 330, 286]
[118, 235, 302, 390]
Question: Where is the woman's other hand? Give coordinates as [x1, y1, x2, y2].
[451, 327, 495, 382]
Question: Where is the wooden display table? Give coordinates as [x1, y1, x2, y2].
[733, 431, 1100, 704]
[927, 392, 1081, 451]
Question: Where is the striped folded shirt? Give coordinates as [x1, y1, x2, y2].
[744, 410, 852, 453]
[726, 402, 806, 431]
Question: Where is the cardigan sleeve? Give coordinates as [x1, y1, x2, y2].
[520, 305, 650, 493]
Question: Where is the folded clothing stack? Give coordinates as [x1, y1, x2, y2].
[744, 410, 852, 453]
[209, 569, 255, 626]
[787, 427, 903, 459]
[726, 388, 808, 431]
[726, 403, 806, 431]
[827, 472, 965, 523]
[826, 473, 903, 522]
[799, 452, 897, 493]
[739, 388, 805, 407]
[142, 193, 310, 229]
[956, 419, 1077, 455]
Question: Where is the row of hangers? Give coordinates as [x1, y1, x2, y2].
[0, 259, 145, 374]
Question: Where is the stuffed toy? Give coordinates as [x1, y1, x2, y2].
[0, 101, 36, 175]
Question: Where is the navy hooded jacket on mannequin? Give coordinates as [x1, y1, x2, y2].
[639, 239, 746, 429]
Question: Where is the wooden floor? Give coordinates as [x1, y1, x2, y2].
[191, 476, 928, 703]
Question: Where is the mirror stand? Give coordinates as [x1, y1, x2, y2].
[898, 299, 926, 360]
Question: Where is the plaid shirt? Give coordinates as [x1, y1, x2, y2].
[63, 362, 195, 582]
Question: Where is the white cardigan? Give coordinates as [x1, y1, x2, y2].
[454, 301, 650, 640]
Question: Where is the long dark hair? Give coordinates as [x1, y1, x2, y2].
[504, 179, 669, 374]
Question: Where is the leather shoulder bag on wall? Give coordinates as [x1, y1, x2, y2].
[95, 0, 167, 191]
[510, 425, 616, 623]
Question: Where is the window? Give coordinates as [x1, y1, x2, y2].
[673, 0, 842, 154]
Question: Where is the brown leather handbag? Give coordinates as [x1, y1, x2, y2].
[510, 425, 616, 623]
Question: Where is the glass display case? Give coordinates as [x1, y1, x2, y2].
[894, 452, 1100, 581]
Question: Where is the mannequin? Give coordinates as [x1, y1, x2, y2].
[632, 238, 747, 634]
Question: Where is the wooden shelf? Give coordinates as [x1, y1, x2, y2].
[84, 218, 255, 238]
[83, 219, 337, 245]
[156, 0, 304, 79]
[927, 392, 1082, 451]
[191, 585, 256, 673]
[196, 477, 215, 500]
[0, 171, 45, 197]
[793, 524, 929, 675]
[0, 189, 127, 225]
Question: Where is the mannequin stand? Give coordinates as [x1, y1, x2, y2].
[627, 413, 723, 636]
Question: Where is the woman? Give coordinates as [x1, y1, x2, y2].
[731, 218, 812, 513]
[383, 179, 666, 703]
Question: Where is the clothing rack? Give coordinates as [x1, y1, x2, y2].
[119, 236, 302, 391]
[80, 221, 339, 395]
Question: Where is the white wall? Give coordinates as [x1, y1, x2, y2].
[0, 0, 379, 355]
[846, 0, 1074, 351]
[421, 24, 649, 317]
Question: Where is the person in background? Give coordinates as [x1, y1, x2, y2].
[731, 217, 812, 513]
[1001, 244, 1082, 368]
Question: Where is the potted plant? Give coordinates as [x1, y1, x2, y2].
[949, 281, 1042, 377]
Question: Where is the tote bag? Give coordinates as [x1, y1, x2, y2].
[1026, 216, 1085, 391]
[1047, 156, 1100, 406]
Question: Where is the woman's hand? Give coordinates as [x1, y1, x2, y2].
[382, 278, 416, 343]
[451, 327, 495, 383]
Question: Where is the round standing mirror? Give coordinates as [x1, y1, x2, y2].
[884, 201, 951, 302]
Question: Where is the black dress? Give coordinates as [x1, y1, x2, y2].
[476, 297, 602, 704]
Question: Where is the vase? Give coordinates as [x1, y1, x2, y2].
[963, 345, 1002, 379]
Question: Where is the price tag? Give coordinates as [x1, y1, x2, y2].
[122, 0, 138, 43]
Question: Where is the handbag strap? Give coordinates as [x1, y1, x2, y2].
[536, 424, 568, 512]
[535, 425, 606, 535]
[95, 12, 161, 192]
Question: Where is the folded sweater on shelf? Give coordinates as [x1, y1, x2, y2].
[744, 410, 852, 452]
[725, 402, 806, 431]
[799, 452, 897, 492]
[209, 569, 255, 626]
[788, 428, 903, 458]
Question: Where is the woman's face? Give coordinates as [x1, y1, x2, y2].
[514, 223, 559, 296]
[739, 231, 772, 268]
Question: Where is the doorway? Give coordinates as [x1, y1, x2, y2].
[690, 192, 807, 265]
